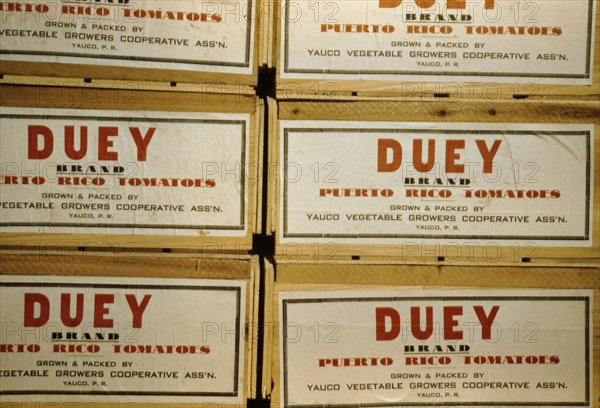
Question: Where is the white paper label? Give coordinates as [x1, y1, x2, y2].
[280, 290, 593, 407]
[281, 0, 596, 84]
[0, 0, 254, 74]
[280, 121, 593, 246]
[0, 275, 246, 403]
[0, 107, 250, 236]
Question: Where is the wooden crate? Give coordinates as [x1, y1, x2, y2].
[0, 251, 260, 406]
[270, 0, 600, 99]
[0, 85, 263, 251]
[0, 0, 264, 91]
[262, 258, 600, 407]
[267, 97, 600, 261]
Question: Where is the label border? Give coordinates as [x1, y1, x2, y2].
[0, 281, 243, 398]
[282, 0, 594, 79]
[0, 114, 248, 231]
[281, 295, 591, 408]
[282, 128, 592, 241]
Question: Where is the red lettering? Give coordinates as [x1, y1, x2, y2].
[53, 344, 100, 353]
[94, 294, 114, 328]
[98, 127, 118, 161]
[406, 356, 451, 365]
[129, 127, 155, 161]
[125, 294, 152, 328]
[28, 125, 53, 160]
[379, 0, 402, 7]
[413, 139, 435, 172]
[64, 126, 88, 160]
[380, 0, 493, 9]
[377, 305, 499, 342]
[24, 293, 50, 327]
[319, 358, 332, 367]
[447, 0, 466, 8]
[445, 139, 465, 173]
[415, 0, 436, 7]
[473, 305, 500, 340]
[443, 306, 463, 340]
[375, 307, 400, 340]
[410, 306, 433, 340]
[60, 293, 84, 327]
[378, 139, 402, 172]
[476, 139, 502, 174]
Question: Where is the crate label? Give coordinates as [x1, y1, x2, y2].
[280, 290, 592, 407]
[281, 0, 596, 84]
[0, 0, 254, 74]
[0, 275, 246, 403]
[280, 122, 593, 246]
[0, 107, 249, 236]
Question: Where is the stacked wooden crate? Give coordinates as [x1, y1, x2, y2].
[1, 0, 599, 407]
[0, 1, 264, 406]
[1, 252, 261, 407]
[263, 0, 600, 407]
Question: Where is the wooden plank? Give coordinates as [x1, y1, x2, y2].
[269, 98, 600, 261]
[272, 0, 600, 99]
[0, 62, 260, 90]
[266, 97, 279, 237]
[0, 1, 261, 88]
[0, 75, 257, 96]
[277, 98, 600, 122]
[254, 99, 266, 235]
[260, 0, 275, 68]
[0, 251, 259, 407]
[0, 85, 261, 250]
[0, 84, 259, 113]
[264, 260, 600, 406]
[261, 257, 276, 402]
